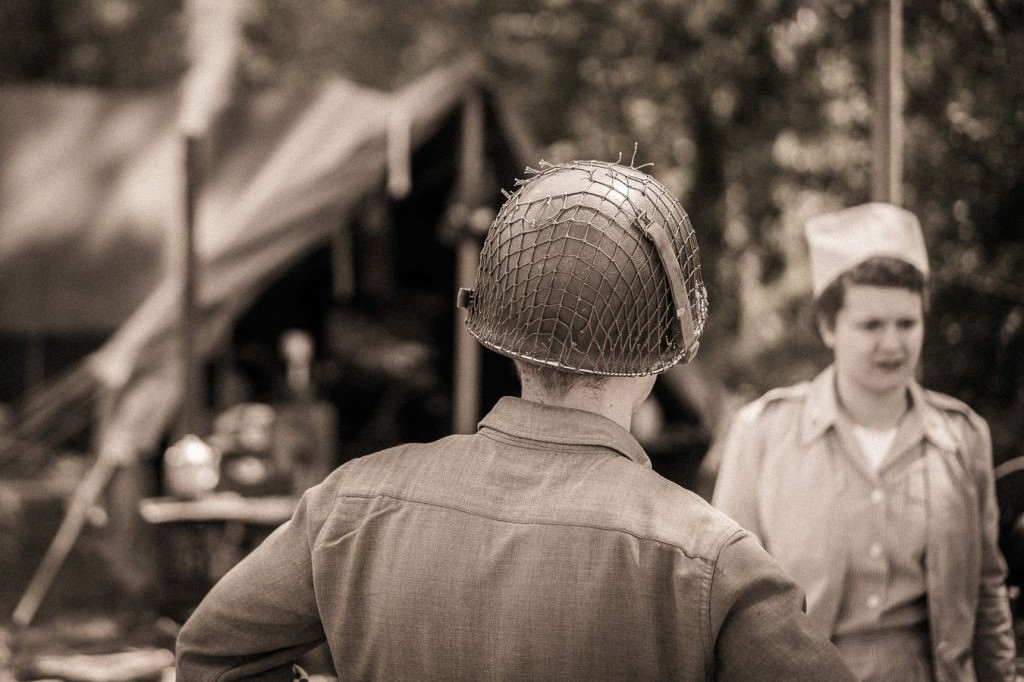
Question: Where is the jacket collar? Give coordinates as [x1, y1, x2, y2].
[478, 396, 652, 467]
[800, 365, 958, 452]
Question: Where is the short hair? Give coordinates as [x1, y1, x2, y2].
[513, 361, 610, 400]
[813, 256, 929, 332]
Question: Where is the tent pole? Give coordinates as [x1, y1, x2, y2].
[182, 135, 205, 435]
[452, 93, 487, 434]
[871, 0, 903, 205]
[177, 0, 243, 436]
[10, 454, 119, 627]
[10, 390, 120, 628]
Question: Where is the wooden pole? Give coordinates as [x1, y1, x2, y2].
[177, 0, 245, 435]
[182, 135, 205, 436]
[8, 387, 150, 628]
[11, 392, 121, 627]
[871, 0, 904, 205]
[11, 456, 118, 627]
[452, 93, 486, 434]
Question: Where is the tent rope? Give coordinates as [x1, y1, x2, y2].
[0, 362, 99, 474]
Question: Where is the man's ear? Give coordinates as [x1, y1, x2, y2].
[816, 314, 836, 350]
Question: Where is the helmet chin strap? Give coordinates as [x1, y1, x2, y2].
[642, 219, 701, 362]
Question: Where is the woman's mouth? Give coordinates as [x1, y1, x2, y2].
[874, 359, 904, 372]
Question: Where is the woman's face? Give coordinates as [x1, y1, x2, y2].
[819, 284, 924, 398]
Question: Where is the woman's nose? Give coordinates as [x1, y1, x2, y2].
[878, 325, 903, 350]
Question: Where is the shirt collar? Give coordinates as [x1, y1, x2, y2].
[478, 396, 652, 467]
[800, 366, 842, 445]
[800, 365, 958, 452]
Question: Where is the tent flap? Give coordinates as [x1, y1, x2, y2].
[0, 58, 536, 461]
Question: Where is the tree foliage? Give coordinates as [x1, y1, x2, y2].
[2, 0, 1022, 461]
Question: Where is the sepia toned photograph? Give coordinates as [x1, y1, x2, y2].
[0, 1, 1021, 679]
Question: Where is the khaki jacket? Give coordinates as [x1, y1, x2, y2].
[177, 397, 855, 680]
[713, 366, 1016, 682]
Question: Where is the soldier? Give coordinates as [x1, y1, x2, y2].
[713, 203, 1017, 681]
[176, 161, 853, 680]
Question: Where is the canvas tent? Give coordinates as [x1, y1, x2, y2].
[0, 58, 536, 468]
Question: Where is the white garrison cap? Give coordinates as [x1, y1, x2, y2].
[804, 202, 929, 296]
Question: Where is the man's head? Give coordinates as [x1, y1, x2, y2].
[458, 160, 708, 377]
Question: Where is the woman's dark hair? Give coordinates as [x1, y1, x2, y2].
[813, 256, 929, 332]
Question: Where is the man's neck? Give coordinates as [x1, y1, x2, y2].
[519, 389, 632, 431]
[519, 374, 656, 431]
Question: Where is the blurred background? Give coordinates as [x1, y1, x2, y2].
[0, 0, 1021, 679]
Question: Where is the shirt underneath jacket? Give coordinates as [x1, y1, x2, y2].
[176, 396, 853, 681]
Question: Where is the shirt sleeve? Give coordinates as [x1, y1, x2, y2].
[711, 401, 765, 537]
[709, 530, 856, 682]
[175, 479, 337, 680]
[964, 413, 1018, 680]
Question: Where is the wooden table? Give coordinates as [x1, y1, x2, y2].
[138, 493, 298, 622]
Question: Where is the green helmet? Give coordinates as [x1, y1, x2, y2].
[458, 160, 708, 376]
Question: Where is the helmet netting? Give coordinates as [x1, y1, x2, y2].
[463, 160, 707, 376]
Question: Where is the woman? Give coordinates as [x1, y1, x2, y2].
[712, 203, 1016, 681]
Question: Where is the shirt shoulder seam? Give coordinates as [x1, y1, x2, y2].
[337, 490, 718, 562]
